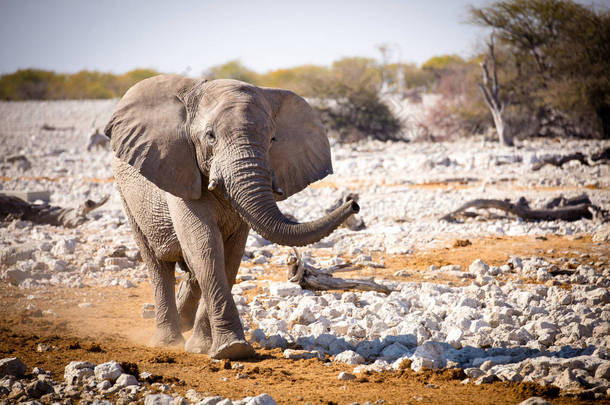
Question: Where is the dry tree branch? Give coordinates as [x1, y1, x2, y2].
[286, 248, 392, 294]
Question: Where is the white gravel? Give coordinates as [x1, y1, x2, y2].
[1, 100, 609, 398]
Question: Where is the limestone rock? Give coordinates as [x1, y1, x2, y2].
[334, 350, 365, 365]
[114, 373, 139, 387]
[64, 361, 95, 385]
[94, 361, 123, 383]
[0, 358, 26, 378]
[338, 371, 357, 381]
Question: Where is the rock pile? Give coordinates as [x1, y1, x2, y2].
[243, 257, 610, 397]
[0, 357, 277, 405]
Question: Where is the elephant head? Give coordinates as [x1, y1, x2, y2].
[105, 74, 358, 246]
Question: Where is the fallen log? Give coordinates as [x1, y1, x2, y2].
[0, 194, 109, 227]
[441, 195, 608, 223]
[286, 248, 392, 294]
[532, 147, 610, 171]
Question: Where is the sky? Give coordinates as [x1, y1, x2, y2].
[0, 0, 603, 76]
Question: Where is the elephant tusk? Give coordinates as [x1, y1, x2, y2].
[208, 180, 218, 191]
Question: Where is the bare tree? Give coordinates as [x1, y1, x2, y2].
[479, 34, 513, 146]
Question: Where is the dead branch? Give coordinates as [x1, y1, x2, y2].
[479, 33, 513, 147]
[286, 248, 392, 294]
[441, 195, 608, 223]
[532, 152, 588, 171]
[533, 147, 610, 171]
[0, 194, 109, 227]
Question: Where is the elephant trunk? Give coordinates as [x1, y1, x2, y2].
[218, 146, 359, 247]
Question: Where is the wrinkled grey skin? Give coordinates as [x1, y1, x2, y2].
[105, 75, 359, 359]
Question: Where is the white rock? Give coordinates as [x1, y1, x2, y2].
[196, 396, 226, 405]
[236, 393, 277, 405]
[64, 361, 95, 385]
[268, 282, 302, 297]
[333, 350, 365, 365]
[410, 342, 448, 371]
[144, 394, 174, 405]
[381, 342, 410, 361]
[52, 238, 76, 255]
[337, 371, 357, 381]
[283, 349, 321, 360]
[94, 361, 123, 382]
[114, 373, 139, 387]
[119, 278, 136, 288]
[469, 259, 489, 275]
[517, 398, 552, 405]
[185, 389, 205, 403]
[446, 327, 463, 349]
[288, 304, 315, 325]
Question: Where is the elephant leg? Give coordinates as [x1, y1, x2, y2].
[176, 261, 202, 332]
[120, 195, 184, 347]
[167, 196, 252, 359]
[224, 223, 250, 288]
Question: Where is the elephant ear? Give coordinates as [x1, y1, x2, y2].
[264, 88, 332, 200]
[104, 75, 203, 200]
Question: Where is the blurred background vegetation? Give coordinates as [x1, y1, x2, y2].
[1, 0, 608, 141]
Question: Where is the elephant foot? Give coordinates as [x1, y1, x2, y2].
[179, 309, 197, 332]
[185, 334, 213, 354]
[210, 340, 254, 360]
[150, 328, 185, 348]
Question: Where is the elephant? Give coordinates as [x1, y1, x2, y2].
[104, 74, 359, 359]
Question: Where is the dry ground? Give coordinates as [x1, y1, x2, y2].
[1, 235, 607, 405]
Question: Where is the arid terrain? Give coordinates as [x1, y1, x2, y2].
[1, 100, 609, 405]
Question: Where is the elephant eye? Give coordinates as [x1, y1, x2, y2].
[205, 130, 216, 144]
[271, 136, 277, 142]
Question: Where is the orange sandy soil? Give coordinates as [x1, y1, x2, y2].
[1, 235, 608, 405]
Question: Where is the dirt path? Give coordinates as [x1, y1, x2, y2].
[1, 235, 607, 405]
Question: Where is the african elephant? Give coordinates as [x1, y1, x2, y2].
[104, 75, 359, 359]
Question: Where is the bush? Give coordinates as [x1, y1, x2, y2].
[0, 68, 159, 100]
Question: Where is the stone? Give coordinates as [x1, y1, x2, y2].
[173, 396, 189, 405]
[52, 238, 76, 255]
[119, 278, 136, 288]
[475, 375, 499, 385]
[356, 339, 382, 359]
[5, 269, 28, 286]
[334, 350, 365, 365]
[268, 282, 302, 297]
[446, 327, 463, 349]
[0, 246, 35, 266]
[380, 342, 409, 361]
[338, 372, 357, 381]
[592, 226, 610, 242]
[64, 361, 95, 385]
[261, 334, 288, 350]
[469, 259, 489, 275]
[517, 397, 553, 405]
[464, 368, 485, 379]
[24, 380, 53, 398]
[197, 396, 226, 405]
[554, 368, 583, 391]
[97, 380, 112, 391]
[94, 361, 123, 383]
[114, 373, 139, 387]
[144, 394, 174, 405]
[283, 349, 321, 360]
[595, 362, 610, 380]
[185, 389, 205, 403]
[245, 393, 277, 405]
[0, 358, 27, 378]
[410, 342, 448, 371]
